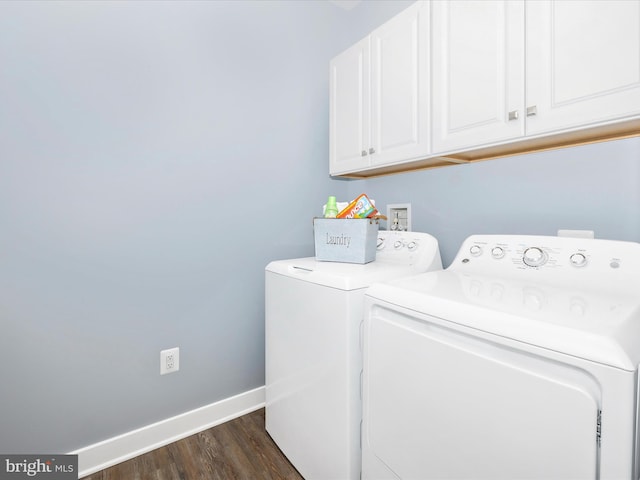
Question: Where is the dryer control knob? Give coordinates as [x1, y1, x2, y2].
[491, 246, 505, 259]
[469, 245, 482, 256]
[569, 253, 587, 267]
[407, 241, 418, 251]
[523, 247, 547, 267]
[394, 240, 404, 249]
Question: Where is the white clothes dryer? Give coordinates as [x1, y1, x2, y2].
[265, 230, 441, 480]
[362, 234, 640, 480]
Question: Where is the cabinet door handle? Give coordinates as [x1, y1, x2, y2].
[526, 106, 537, 117]
[361, 150, 368, 157]
[508, 110, 519, 121]
[369, 147, 375, 154]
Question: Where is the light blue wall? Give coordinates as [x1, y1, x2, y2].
[3, 0, 638, 457]
[349, 138, 640, 266]
[0, 0, 412, 454]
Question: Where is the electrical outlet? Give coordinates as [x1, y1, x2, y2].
[160, 347, 180, 375]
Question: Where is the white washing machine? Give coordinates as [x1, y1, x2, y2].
[265, 230, 442, 480]
[362, 234, 640, 480]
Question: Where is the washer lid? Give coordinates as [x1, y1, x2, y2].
[366, 270, 640, 370]
[266, 257, 421, 291]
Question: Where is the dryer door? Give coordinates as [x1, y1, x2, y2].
[362, 307, 601, 480]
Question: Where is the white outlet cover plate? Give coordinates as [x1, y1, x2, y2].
[160, 347, 180, 375]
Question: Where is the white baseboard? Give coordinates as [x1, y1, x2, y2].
[72, 386, 265, 478]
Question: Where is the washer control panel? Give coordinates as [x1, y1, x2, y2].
[376, 230, 442, 269]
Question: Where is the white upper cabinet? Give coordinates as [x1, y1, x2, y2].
[330, 1, 429, 175]
[432, 0, 640, 156]
[329, 37, 370, 174]
[331, 0, 640, 176]
[431, 0, 525, 153]
[526, 0, 640, 136]
[369, 1, 429, 168]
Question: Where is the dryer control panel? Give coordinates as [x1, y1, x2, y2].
[451, 234, 640, 291]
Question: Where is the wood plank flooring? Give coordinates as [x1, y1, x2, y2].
[82, 408, 304, 480]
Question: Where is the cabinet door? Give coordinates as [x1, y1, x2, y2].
[329, 38, 370, 175]
[526, 0, 640, 136]
[431, 0, 525, 154]
[370, 0, 429, 167]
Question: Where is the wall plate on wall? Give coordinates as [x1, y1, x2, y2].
[387, 203, 411, 231]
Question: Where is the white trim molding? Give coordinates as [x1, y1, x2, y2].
[72, 386, 265, 478]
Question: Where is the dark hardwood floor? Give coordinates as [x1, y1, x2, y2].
[82, 408, 304, 480]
